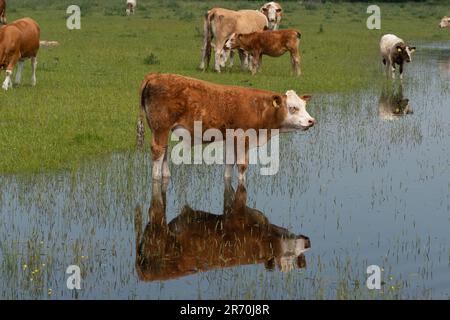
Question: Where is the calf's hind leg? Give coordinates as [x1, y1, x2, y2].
[290, 49, 301, 76]
[151, 129, 170, 180]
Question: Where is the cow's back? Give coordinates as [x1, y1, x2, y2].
[9, 18, 40, 58]
[380, 34, 403, 56]
[142, 73, 283, 132]
[210, 8, 267, 40]
[235, 10, 268, 34]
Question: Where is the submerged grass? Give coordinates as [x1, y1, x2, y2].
[0, 1, 449, 174]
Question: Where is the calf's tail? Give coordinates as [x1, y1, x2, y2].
[137, 80, 150, 150]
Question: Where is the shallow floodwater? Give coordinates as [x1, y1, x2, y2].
[0, 43, 449, 300]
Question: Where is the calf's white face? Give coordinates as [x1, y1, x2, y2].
[281, 90, 315, 131]
[439, 16, 450, 28]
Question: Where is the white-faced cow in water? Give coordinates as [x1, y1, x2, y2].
[439, 16, 450, 30]
[199, 8, 268, 72]
[380, 34, 416, 80]
[260, 2, 283, 30]
[0, 18, 40, 90]
[137, 74, 315, 181]
[0, 0, 6, 25]
[135, 180, 311, 281]
[126, 0, 136, 16]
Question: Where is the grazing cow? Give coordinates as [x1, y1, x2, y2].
[439, 16, 450, 29]
[0, 0, 6, 25]
[135, 180, 311, 281]
[260, 2, 283, 30]
[126, 0, 136, 16]
[137, 73, 315, 181]
[380, 34, 416, 80]
[378, 84, 413, 121]
[226, 29, 302, 75]
[199, 8, 268, 72]
[0, 18, 40, 90]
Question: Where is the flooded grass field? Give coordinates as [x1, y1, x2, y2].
[1, 42, 448, 300]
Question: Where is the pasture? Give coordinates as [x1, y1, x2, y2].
[0, 0, 449, 301]
[0, 0, 448, 174]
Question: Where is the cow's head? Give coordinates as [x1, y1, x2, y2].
[395, 44, 416, 63]
[279, 90, 315, 131]
[265, 235, 311, 272]
[439, 16, 450, 29]
[260, 2, 282, 30]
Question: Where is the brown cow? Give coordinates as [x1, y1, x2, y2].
[226, 29, 302, 76]
[0, 0, 6, 25]
[137, 73, 315, 181]
[135, 180, 311, 281]
[0, 17, 40, 90]
[199, 8, 268, 72]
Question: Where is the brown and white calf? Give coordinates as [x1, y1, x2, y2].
[137, 73, 315, 181]
[135, 180, 311, 281]
[380, 34, 416, 80]
[126, 0, 136, 16]
[0, 17, 40, 90]
[0, 0, 6, 25]
[226, 29, 302, 75]
[439, 16, 450, 29]
[199, 8, 268, 72]
[260, 2, 283, 30]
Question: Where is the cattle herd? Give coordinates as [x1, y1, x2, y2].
[0, 1, 449, 181]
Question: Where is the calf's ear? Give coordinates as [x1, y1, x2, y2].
[409, 46, 416, 53]
[276, 8, 282, 13]
[272, 95, 283, 108]
[301, 95, 312, 103]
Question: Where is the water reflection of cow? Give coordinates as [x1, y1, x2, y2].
[135, 181, 310, 281]
[378, 84, 413, 121]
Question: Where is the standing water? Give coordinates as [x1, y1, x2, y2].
[0, 43, 449, 299]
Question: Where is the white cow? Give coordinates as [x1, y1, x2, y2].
[260, 2, 283, 30]
[439, 16, 450, 29]
[380, 34, 416, 80]
[126, 0, 136, 16]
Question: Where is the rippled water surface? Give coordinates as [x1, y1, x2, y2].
[1, 43, 449, 299]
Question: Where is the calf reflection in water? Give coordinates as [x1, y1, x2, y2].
[135, 181, 310, 281]
[378, 84, 413, 121]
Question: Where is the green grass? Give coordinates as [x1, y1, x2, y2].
[0, 1, 448, 174]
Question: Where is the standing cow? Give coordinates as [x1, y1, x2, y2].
[199, 8, 268, 72]
[0, 0, 6, 25]
[439, 16, 450, 29]
[226, 29, 302, 76]
[137, 73, 315, 181]
[126, 0, 136, 16]
[260, 2, 283, 30]
[380, 34, 416, 80]
[135, 180, 311, 281]
[0, 18, 40, 90]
